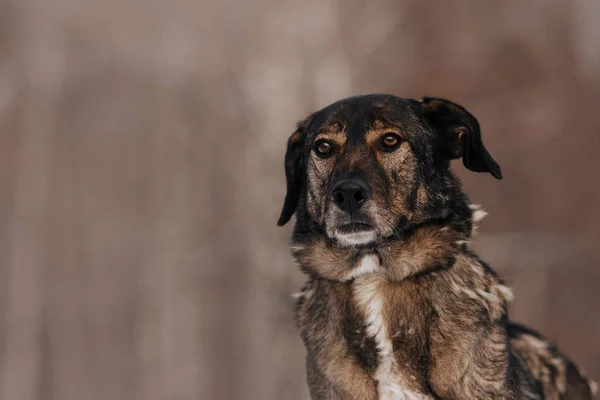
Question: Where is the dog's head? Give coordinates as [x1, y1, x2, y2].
[277, 95, 501, 247]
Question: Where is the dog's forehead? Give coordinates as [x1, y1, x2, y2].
[309, 95, 419, 138]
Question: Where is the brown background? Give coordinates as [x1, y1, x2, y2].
[0, 1, 599, 399]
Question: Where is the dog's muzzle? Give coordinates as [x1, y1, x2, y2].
[328, 175, 377, 246]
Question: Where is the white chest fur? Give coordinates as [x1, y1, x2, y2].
[352, 256, 430, 400]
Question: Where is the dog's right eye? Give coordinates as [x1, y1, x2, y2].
[314, 140, 334, 157]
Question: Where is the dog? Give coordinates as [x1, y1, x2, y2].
[277, 94, 597, 399]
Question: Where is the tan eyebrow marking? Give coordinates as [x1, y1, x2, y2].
[314, 122, 347, 146]
[371, 119, 387, 130]
[315, 131, 346, 142]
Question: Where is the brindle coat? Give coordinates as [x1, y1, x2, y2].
[277, 95, 596, 399]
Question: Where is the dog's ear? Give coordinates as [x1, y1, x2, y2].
[277, 116, 311, 226]
[419, 97, 502, 179]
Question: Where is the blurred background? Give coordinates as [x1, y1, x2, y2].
[0, 1, 599, 399]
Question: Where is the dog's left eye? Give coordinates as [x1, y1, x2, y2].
[380, 133, 402, 151]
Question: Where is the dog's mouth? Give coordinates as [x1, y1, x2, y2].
[333, 222, 377, 247]
[336, 222, 373, 234]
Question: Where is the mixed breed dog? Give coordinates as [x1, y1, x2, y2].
[277, 95, 597, 399]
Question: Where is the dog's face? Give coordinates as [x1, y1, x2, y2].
[278, 95, 502, 247]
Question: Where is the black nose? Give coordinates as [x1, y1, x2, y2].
[331, 178, 370, 214]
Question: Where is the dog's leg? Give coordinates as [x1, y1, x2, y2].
[298, 281, 378, 400]
[306, 343, 377, 400]
[306, 354, 347, 400]
[428, 316, 517, 399]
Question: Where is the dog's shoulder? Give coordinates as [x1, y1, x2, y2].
[421, 249, 514, 323]
[294, 279, 346, 328]
[294, 279, 376, 359]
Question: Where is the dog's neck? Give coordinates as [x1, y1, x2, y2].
[291, 208, 481, 282]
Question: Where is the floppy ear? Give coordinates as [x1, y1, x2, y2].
[420, 97, 502, 179]
[277, 117, 310, 226]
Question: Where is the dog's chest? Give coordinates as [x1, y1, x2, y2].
[351, 256, 432, 400]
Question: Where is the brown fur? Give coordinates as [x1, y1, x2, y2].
[295, 226, 519, 399]
[280, 95, 595, 399]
